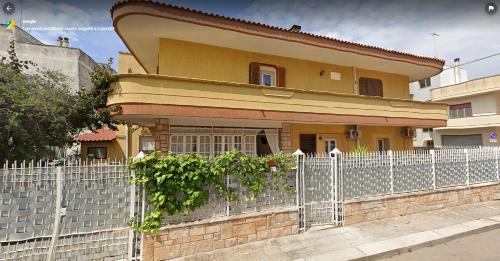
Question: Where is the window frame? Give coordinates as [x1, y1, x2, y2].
[87, 147, 107, 159]
[376, 138, 390, 152]
[448, 103, 472, 119]
[139, 136, 155, 154]
[324, 138, 337, 154]
[359, 77, 383, 97]
[171, 134, 256, 157]
[259, 65, 277, 87]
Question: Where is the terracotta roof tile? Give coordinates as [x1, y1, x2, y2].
[74, 129, 116, 142]
[111, 0, 444, 64]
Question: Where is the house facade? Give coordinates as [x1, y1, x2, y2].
[108, 1, 448, 155]
[431, 75, 500, 147]
[409, 62, 468, 147]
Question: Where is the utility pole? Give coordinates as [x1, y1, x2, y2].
[430, 32, 439, 58]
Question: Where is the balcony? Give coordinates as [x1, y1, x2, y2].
[108, 74, 448, 127]
[437, 114, 500, 130]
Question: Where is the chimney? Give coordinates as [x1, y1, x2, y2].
[61, 37, 69, 47]
[56, 36, 63, 47]
[453, 57, 460, 84]
[290, 24, 301, 32]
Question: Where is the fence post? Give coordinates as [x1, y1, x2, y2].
[465, 148, 470, 186]
[128, 171, 136, 261]
[47, 166, 64, 261]
[389, 150, 394, 195]
[330, 148, 342, 225]
[293, 149, 305, 231]
[496, 148, 499, 181]
[430, 150, 436, 189]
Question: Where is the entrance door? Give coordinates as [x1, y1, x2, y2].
[300, 134, 316, 154]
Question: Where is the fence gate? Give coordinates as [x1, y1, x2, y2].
[297, 153, 343, 230]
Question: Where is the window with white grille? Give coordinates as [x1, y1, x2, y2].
[171, 134, 256, 156]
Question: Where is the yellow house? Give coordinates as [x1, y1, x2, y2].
[108, 1, 448, 155]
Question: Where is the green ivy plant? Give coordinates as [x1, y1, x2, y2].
[128, 150, 295, 234]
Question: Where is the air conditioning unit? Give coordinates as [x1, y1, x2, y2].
[402, 128, 416, 138]
[346, 129, 361, 139]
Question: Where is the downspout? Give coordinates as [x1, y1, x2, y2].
[352, 67, 358, 94]
[125, 124, 129, 161]
[353, 68, 360, 148]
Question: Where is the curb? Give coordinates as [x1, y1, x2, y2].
[306, 215, 500, 261]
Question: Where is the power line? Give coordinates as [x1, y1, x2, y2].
[443, 51, 500, 70]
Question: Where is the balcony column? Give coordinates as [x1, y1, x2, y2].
[154, 118, 170, 154]
[279, 123, 292, 153]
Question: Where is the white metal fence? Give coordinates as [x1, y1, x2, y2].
[162, 173, 296, 225]
[0, 160, 131, 261]
[342, 147, 500, 200]
[0, 160, 296, 260]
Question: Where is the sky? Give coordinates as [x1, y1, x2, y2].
[1, 0, 500, 80]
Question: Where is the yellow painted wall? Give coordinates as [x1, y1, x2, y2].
[290, 124, 413, 153]
[80, 140, 125, 160]
[357, 68, 410, 99]
[158, 38, 409, 98]
[79, 125, 154, 160]
[118, 52, 147, 74]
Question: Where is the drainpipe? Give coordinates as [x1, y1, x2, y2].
[352, 67, 358, 94]
[125, 124, 129, 161]
[453, 58, 460, 84]
[356, 125, 360, 148]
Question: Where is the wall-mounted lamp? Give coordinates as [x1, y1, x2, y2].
[320, 70, 326, 77]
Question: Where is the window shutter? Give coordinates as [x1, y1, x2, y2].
[373, 79, 383, 97]
[249, 63, 261, 85]
[277, 67, 286, 87]
[359, 78, 368, 95]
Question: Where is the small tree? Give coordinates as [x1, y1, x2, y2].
[0, 40, 121, 162]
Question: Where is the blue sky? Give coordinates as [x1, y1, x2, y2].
[2, 0, 500, 80]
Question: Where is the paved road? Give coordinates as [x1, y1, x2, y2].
[380, 228, 500, 261]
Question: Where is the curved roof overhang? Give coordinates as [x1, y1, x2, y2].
[112, 1, 444, 82]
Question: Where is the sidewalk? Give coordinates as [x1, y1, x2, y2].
[179, 200, 500, 261]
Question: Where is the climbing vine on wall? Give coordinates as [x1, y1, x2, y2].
[128, 150, 296, 234]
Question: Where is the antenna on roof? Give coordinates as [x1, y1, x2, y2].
[430, 32, 439, 58]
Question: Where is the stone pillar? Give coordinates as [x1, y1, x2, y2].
[279, 123, 292, 153]
[154, 118, 170, 154]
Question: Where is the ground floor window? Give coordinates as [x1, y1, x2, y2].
[324, 138, 337, 153]
[170, 134, 257, 156]
[377, 138, 390, 152]
[87, 147, 107, 159]
[139, 136, 155, 154]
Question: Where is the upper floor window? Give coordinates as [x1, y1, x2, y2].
[419, 78, 431, 88]
[422, 128, 433, 133]
[359, 78, 383, 97]
[449, 103, 472, 118]
[260, 66, 276, 86]
[249, 62, 286, 87]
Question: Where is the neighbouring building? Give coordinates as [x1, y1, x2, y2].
[431, 75, 500, 147]
[409, 58, 468, 147]
[0, 25, 98, 92]
[107, 1, 448, 155]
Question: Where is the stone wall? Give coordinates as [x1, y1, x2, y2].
[344, 183, 500, 225]
[144, 208, 298, 260]
[154, 118, 170, 154]
[279, 123, 292, 153]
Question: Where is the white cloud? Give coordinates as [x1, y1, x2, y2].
[241, 0, 500, 79]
